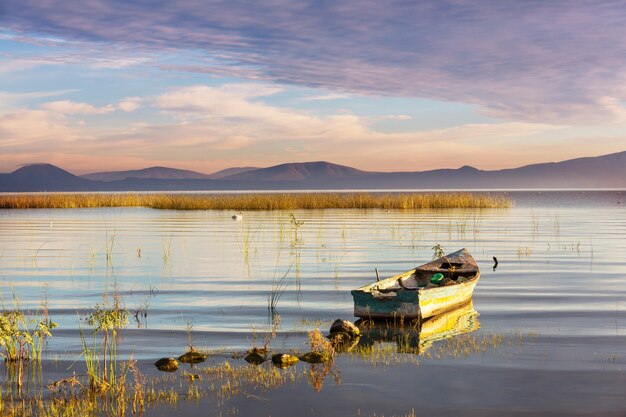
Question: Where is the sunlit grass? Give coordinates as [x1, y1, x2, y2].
[0, 192, 512, 210]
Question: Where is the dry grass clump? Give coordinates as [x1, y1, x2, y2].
[0, 192, 511, 210]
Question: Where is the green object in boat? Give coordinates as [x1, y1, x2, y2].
[430, 273, 444, 284]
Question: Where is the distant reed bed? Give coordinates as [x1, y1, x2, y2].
[0, 192, 511, 210]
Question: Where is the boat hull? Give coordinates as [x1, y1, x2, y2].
[352, 273, 479, 319]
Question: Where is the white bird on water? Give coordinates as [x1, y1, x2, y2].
[232, 211, 243, 221]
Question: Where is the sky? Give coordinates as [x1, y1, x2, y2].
[1, 0, 626, 175]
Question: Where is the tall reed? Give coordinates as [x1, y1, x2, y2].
[0, 192, 512, 210]
[0, 295, 57, 397]
[81, 290, 129, 393]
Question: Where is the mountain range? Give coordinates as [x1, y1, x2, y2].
[1, 151, 625, 192]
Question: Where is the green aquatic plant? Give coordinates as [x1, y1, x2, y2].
[0, 298, 57, 363]
[431, 243, 445, 259]
[289, 213, 305, 244]
[0, 296, 57, 397]
[81, 291, 129, 392]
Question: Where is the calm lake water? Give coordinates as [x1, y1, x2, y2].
[1, 191, 625, 416]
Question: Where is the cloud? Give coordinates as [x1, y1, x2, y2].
[0, 58, 41, 74]
[381, 115, 412, 121]
[3, 82, 624, 174]
[0, 109, 77, 147]
[102, 83, 565, 169]
[0, 90, 77, 102]
[117, 97, 141, 112]
[300, 93, 350, 101]
[41, 100, 115, 115]
[39, 98, 143, 115]
[4, 1, 626, 123]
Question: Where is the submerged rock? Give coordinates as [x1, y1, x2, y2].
[178, 349, 208, 364]
[329, 319, 360, 338]
[298, 351, 331, 364]
[271, 353, 299, 368]
[154, 357, 179, 372]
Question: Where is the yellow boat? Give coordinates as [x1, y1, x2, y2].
[351, 248, 480, 320]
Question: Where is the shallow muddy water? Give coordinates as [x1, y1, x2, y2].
[1, 191, 625, 416]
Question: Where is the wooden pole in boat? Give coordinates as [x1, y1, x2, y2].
[375, 268, 380, 281]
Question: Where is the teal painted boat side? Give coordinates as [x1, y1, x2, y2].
[351, 288, 421, 319]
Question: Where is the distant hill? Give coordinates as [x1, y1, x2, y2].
[2, 151, 626, 191]
[220, 161, 366, 182]
[0, 164, 94, 191]
[206, 167, 260, 179]
[82, 166, 211, 181]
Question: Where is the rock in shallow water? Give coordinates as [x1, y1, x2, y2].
[245, 351, 266, 365]
[271, 353, 299, 368]
[178, 349, 208, 364]
[298, 351, 331, 363]
[329, 319, 360, 338]
[154, 357, 179, 372]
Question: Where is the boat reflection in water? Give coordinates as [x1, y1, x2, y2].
[354, 300, 479, 355]
[306, 301, 478, 391]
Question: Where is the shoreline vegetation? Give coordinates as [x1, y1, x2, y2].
[0, 192, 512, 210]
[0, 291, 517, 417]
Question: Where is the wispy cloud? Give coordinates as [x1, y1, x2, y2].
[0, 90, 77, 101]
[2, 82, 577, 173]
[300, 93, 351, 102]
[4, 1, 626, 123]
[379, 115, 412, 121]
[117, 97, 142, 112]
[41, 100, 115, 115]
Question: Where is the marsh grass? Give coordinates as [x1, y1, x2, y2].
[517, 245, 533, 257]
[307, 329, 335, 357]
[162, 234, 173, 264]
[0, 295, 57, 397]
[104, 228, 116, 265]
[0, 192, 512, 210]
[268, 265, 292, 312]
[236, 224, 260, 265]
[304, 331, 341, 392]
[289, 213, 305, 243]
[80, 290, 129, 393]
[2, 358, 304, 416]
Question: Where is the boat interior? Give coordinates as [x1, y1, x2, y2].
[374, 261, 479, 292]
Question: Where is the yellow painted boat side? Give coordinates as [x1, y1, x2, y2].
[418, 272, 480, 318]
